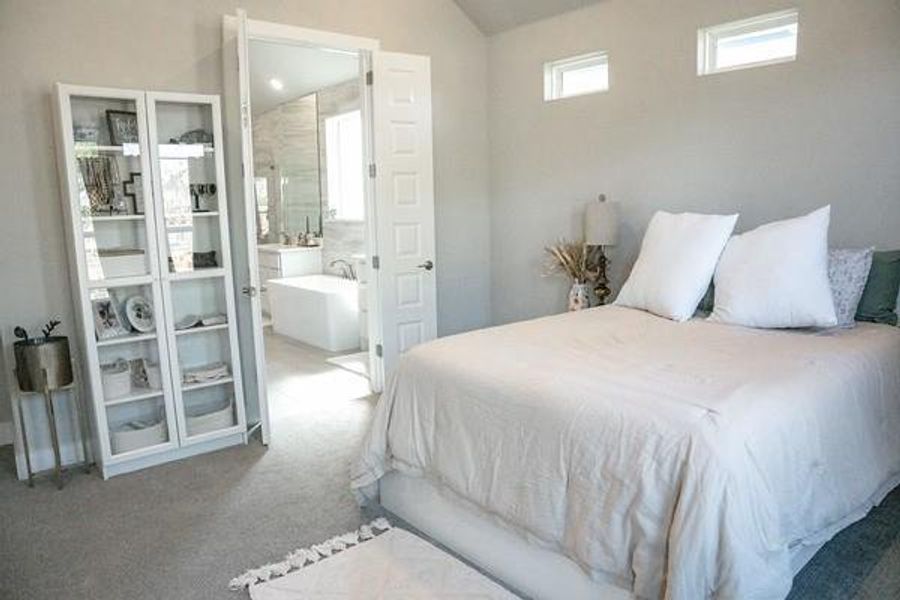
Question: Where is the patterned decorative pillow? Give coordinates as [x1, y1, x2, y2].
[828, 248, 874, 327]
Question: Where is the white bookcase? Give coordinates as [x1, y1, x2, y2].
[54, 84, 247, 478]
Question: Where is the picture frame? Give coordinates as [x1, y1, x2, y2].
[106, 110, 139, 145]
[91, 297, 129, 340]
[122, 172, 144, 214]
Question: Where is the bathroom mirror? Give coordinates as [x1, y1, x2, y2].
[249, 40, 363, 244]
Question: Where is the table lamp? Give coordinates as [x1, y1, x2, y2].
[584, 195, 619, 305]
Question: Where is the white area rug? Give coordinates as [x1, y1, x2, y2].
[326, 351, 369, 378]
[231, 520, 518, 599]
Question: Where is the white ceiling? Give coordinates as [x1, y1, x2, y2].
[249, 40, 360, 115]
[453, 0, 604, 34]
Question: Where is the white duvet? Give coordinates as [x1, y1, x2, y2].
[351, 307, 900, 599]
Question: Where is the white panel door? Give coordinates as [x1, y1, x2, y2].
[235, 9, 270, 444]
[372, 51, 437, 378]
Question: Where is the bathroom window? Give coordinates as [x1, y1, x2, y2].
[698, 9, 799, 75]
[254, 177, 270, 238]
[544, 51, 609, 101]
[324, 110, 364, 221]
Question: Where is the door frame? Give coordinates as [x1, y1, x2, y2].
[223, 13, 386, 441]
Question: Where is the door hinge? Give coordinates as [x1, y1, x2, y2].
[371, 255, 380, 270]
[375, 344, 383, 358]
[368, 163, 377, 178]
[366, 70, 373, 86]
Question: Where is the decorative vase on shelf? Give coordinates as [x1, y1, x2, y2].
[568, 282, 590, 312]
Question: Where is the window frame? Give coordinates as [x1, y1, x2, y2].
[543, 51, 610, 102]
[697, 8, 799, 76]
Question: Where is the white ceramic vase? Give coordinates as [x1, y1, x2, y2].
[568, 283, 590, 311]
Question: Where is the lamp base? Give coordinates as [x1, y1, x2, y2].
[589, 246, 611, 306]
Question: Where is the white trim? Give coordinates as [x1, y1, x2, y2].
[233, 9, 272, 444]
[697, 8, 799, 76]
[543, 51, 610, 102]
[223, 15, 380, 52]
[359, 51, 384, 393]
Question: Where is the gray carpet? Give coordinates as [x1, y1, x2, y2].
[0, 334, 378, 600]
[1, 333, 898, 599]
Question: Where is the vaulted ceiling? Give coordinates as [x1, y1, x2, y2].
[453, 0, 604, 34]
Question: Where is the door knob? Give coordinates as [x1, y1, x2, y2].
[241, 285, 258, 297]
[417, 260, 434, 271]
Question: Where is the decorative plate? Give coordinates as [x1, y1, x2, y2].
[124, 296, 155, 332]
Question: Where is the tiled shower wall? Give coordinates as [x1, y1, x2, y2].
[252, 94, 320, 242]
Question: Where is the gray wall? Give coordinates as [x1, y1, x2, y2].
[488, 0, 900, 324]
[0, 0, 491, 432]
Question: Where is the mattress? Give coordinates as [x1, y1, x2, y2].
[352, 306, 900, 599]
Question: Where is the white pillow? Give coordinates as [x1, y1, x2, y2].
[710, 206, 837, 328]
[615, 211, 738, 321]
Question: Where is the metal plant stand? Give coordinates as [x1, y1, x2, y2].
[14, 336, 91, 489]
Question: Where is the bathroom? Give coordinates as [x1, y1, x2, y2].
[249, 40, 371, 400]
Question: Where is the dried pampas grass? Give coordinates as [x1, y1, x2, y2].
[544, 239, 598, 284]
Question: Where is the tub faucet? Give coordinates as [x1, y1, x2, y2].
[329, 259, 357, 281]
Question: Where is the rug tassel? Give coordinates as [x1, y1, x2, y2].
[229, 518, 393, 591]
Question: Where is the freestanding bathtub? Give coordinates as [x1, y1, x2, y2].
[267, 275, 360, 352]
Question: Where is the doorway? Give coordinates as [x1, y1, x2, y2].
[226, 13, 439, 446]
[247, 39, 374, 427]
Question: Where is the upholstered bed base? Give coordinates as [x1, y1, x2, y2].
[380, 472, 825, 600]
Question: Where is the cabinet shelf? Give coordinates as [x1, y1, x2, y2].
[96, 332, 157, 347]
[88, 214, 146, 223]
[157, 144, 215, 160]
[175, 323, 229, 337]
[74, 143, 141, 156]
[105, 389, 164, 407]
[168, 268, 225, 281]
[87, 275, 153, 289]
[182, 377, 234, 392]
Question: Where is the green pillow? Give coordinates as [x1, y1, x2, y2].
[697, 282, 715, 314]
[855, 250, 900, 325]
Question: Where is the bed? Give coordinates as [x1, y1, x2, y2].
[351, 306, 900, 599]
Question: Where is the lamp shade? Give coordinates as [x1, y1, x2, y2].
[584, 199, 619, 246]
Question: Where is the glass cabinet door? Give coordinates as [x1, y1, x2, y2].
[150, 100, 222, 276]
[64, 91, 177, 458]
[147, 94, 243, 441]
[68, 95, 157, 284]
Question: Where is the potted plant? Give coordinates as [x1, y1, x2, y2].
[544, 240, 599, 311]
[13, 320, 73, 393]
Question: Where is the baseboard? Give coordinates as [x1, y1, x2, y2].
[0, 421, 13, 446]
